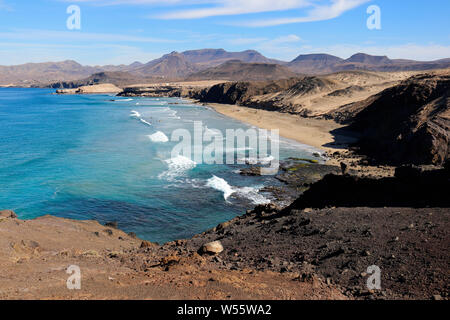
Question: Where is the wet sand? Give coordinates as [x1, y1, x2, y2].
[206, 103, 350, 151]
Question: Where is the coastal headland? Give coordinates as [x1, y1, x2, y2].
[4, 67, 449, 300]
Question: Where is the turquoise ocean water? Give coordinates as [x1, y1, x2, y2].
[0, 88, 319, 243]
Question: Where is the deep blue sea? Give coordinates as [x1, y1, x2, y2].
[0, 88, 320, 243]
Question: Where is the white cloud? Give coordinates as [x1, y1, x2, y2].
[58, 0, 372, 27]
[59, 0, 215, 6]
[240, 0, 371, 27]
[159, 0, 311, 19]
[0, 0, 12, 11]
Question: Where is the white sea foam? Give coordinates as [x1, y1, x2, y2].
[140, 119, 152, 126]
[206, 175, 235, 200]
[130, 110, 141, 118]
[235, 187, 271, 205]
[159, 155, 197, 180]
[206, 175, 271, 205]
[148, 131, 169, 143]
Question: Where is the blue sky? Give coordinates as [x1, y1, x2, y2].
[0, 0, 449, 65]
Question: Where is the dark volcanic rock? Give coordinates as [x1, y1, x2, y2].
[187, 207, 450, 300]
[347, 72, 450, 165]
[284, 164, 450, 210]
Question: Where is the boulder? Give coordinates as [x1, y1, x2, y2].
[140, 240, 157, 248]
[201, 241, 224, 255]
[105, 221, 118, 229]
[0, 210, 17, 219]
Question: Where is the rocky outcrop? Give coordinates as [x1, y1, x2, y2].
[56, 83, 122, 94]
[195, 77, 337, 113]
[283, 162, 450, 210]
[48, 71, 152, 88]
[345, 72, 450, 165]
[0, 210, 17, 219]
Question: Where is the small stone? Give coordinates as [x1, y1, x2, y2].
[105, 221, 118, 229]
[340, 162, 348, 175]
[140, 240, 157, 248]
[216, 221, 231, 231]
[0, 210, 17, 219]
[303, 208, 313, 213]
[201, 240, 224, 255]
[128, 232, 137, 239]
[432, 295, 442, 301]
[161, 255, 180, 266]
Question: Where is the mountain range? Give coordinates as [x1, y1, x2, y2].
[0, 49, 449, 86]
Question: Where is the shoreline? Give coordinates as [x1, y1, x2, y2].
[193, 100, 353, 153]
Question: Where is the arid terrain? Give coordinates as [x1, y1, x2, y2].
[2, 49, 450, 87]
[0, 212, 345, 300]
[1, 160, 448, 300]
[1, 50, 449, 300]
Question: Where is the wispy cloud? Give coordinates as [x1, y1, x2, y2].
[158, 0, 311, 19]
[238, 0, 371, 27]
[0, 0, 13, 11]
[155, 0, 370, 27]
[60, 0, 370, 27]
[0, 29, 179, 43]
[59, 0, 212, 6]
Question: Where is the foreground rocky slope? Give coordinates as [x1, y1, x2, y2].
[0, 212, 344, 300]
[187, 163, 450, 300]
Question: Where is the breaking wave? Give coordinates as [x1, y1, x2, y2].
[206, 175, 270, 205]
[148, 131, 169, 143]
[158, 155, 197, 181]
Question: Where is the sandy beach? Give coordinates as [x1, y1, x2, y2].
[206, 103, 351, 151]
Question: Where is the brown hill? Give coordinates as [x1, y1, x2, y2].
[195, 70, 417, 116]
[133, 52, 198, 79]
[4, 50, 450, 87]
[47, 71, 152, 88]
[186, 60, 298, 81]
[288, 53, 450, 75]
[344, 70, 450, 165]
[288, 54, 344, 74]
[0, 60, 101, 86]
[181, 48, 282, 67]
